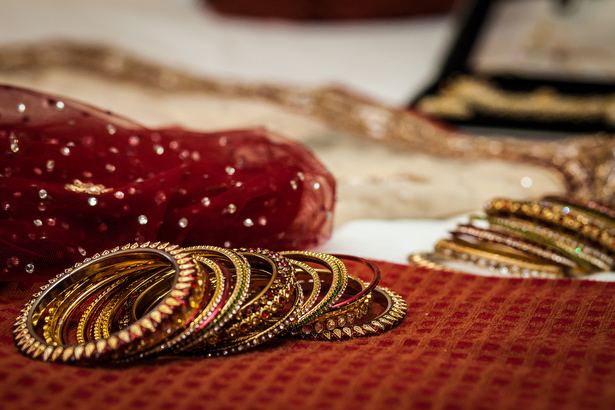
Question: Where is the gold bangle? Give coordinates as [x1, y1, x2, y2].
[434, 239, 565, 279]
[409, 252, 457, 272]
[14, 242, 204, 364]
[75, 270, 156, 344]
[43, 260, 163, 345]
[97, 267, 177, 340]
[289, 259, 322, 319]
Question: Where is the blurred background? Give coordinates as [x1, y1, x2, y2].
[1, 0, 458, 105]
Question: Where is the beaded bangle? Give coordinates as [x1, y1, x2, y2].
[217, 249, 296, 341]
[543, 196, 615, 228]
[556, 197, 615, 222]
[205, 276, 304, 356]
[14, 242, 204, 364]
[160, 246, 250, 354]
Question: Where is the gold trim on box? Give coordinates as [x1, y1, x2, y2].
[417, 76, 615, 124]
[1, 42, 615, 204]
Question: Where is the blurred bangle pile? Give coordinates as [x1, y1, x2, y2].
[410, 196, 615, 278]
[14, 242, 406, 365]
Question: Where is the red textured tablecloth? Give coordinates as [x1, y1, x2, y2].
[2, 262, 615, 409]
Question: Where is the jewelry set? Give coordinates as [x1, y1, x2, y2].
[411, 196, 615, 278]
[14, 242, 406, 365]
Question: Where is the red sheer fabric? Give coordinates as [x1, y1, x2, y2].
[0, 84, 335, 282]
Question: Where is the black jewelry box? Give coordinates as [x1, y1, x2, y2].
[412, 0, 615, 135]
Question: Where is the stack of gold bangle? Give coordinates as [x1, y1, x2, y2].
[14, 242, 406, 365]
[410, 196, 615, 278]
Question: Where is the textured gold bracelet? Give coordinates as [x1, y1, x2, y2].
[310, 286, 406, 341]
[298, 287, 372, 337]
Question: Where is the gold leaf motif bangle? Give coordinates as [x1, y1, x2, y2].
[312, 286, 406, 341]
[434, 239, 565, 279]
[96, 268, 178, 340]
[74, 265, 172, 344]
[136, 256, 225, 358]
[297, 277, 373, 337]
[13, 242, 204, 364]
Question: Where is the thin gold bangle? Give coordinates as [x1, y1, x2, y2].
[169, 246, 250, 353]
[280, 251, 348, 329]
[434, 239, 565, 278]
[49, 260, 168, 345]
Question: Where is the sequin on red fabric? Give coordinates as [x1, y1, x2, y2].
[0, 84, 335, 281]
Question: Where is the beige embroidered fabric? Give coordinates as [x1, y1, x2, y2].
[3, 43, 613, 226]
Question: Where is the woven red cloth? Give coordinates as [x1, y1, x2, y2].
[3, 262, 615, 409]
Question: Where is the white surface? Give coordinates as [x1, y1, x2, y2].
[2, 0, 454, 106]
[314, 215, 468, 265]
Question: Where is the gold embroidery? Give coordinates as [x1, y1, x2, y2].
[64, 179, 112, 195]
